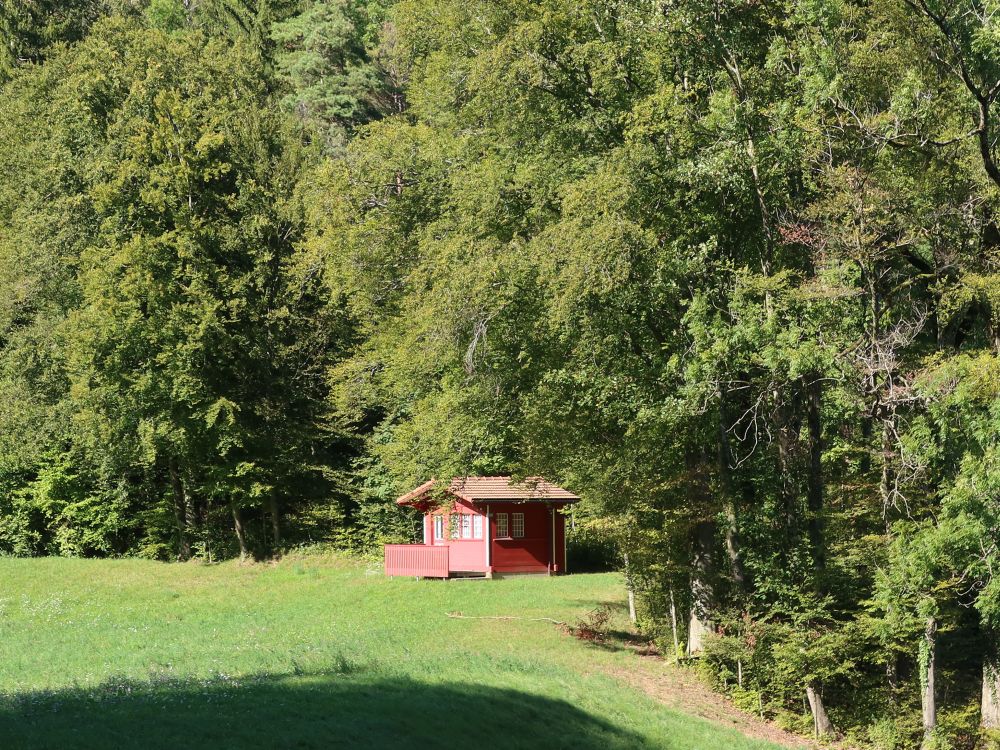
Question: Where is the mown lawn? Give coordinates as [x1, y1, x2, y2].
[0, 555, 787, 749]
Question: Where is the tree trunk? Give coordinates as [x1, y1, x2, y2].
[669, 587, 680, 657]
[202, 497, 212, 563]
[687, 520, 716, 656]
[921, 616, 938, 746]
[231, 502, 249, 562]
[880, 416, 899, 525]
[717, 398, 746, 587]
[687, 608, 712, 656]
[773, 389, 803, 538]
[268, 495, 282, 556]
[805, 376, 825, 571]
[168, 458, 191, 561]
[184, 482, 199, 556]
[860, 416, 873, 475]
[887, 653, 900, 706]
[623, 553, 637, 624]
[806, 683, 835, 738]
[983, 655, 1000, 730]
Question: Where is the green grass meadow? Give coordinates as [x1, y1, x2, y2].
[0, 555, 788, 749]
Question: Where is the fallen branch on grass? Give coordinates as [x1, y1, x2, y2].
[446, 611, 566, 625]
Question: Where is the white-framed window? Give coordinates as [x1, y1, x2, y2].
[496, 512, 509, 538]
[461, 514, 472, 539]
[473, 515, 483, 539]
[450, 514, 459, 539]
[433, 515, 444, 541]
[512, 512, 525, 538]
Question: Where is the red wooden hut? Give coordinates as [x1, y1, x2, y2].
[384, 476, 579, 579]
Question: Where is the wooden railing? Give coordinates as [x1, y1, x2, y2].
[384, 545, 449, 578]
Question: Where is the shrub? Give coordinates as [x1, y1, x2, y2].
[575, 605, 613, 643]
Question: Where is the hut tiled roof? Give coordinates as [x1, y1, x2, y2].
[396, 476, 579, 505]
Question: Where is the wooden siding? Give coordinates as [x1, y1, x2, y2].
[425, 500, 489, 572]
[448, 539, 488, 572]
[491, 503, 553, 573]
[387, 497, 571, 578]
[384, 545, 449, 578]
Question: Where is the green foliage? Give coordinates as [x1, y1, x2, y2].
[297, 0, 1000, 744]
[0, 0, 117, 78]
[272, 0, 390, 152]
[0, 13, 354, 559]
[145, 0, 188, 30]
[4, 0, 1000, 745]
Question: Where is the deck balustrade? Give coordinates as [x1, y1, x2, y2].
[384, 544, 450, 578]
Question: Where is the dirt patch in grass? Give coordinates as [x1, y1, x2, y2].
[604, 658, 815, 750]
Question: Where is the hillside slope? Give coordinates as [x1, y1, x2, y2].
[0, 556, 803, 749]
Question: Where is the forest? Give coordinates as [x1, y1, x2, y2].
[2, 0, 1000, 747]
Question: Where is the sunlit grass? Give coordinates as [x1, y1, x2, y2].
[0, 554, 788, 749]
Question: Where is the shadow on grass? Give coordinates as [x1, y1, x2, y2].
[564, 598, 630, 615]
[0, 667, 650, 750]
[582, 629, 660, 655]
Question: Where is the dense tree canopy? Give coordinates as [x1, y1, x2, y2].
[3, 0, 1000, 746]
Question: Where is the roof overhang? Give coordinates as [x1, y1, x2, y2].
[396, 477, 580, 507]
[395, 479, 439, 510]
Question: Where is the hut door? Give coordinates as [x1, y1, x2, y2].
[433, 515, 444, 545]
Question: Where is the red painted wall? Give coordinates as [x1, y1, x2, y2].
[490, 503, 564, 574]
[422, 500, 571, 575]
[423, 499, 489, 573]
